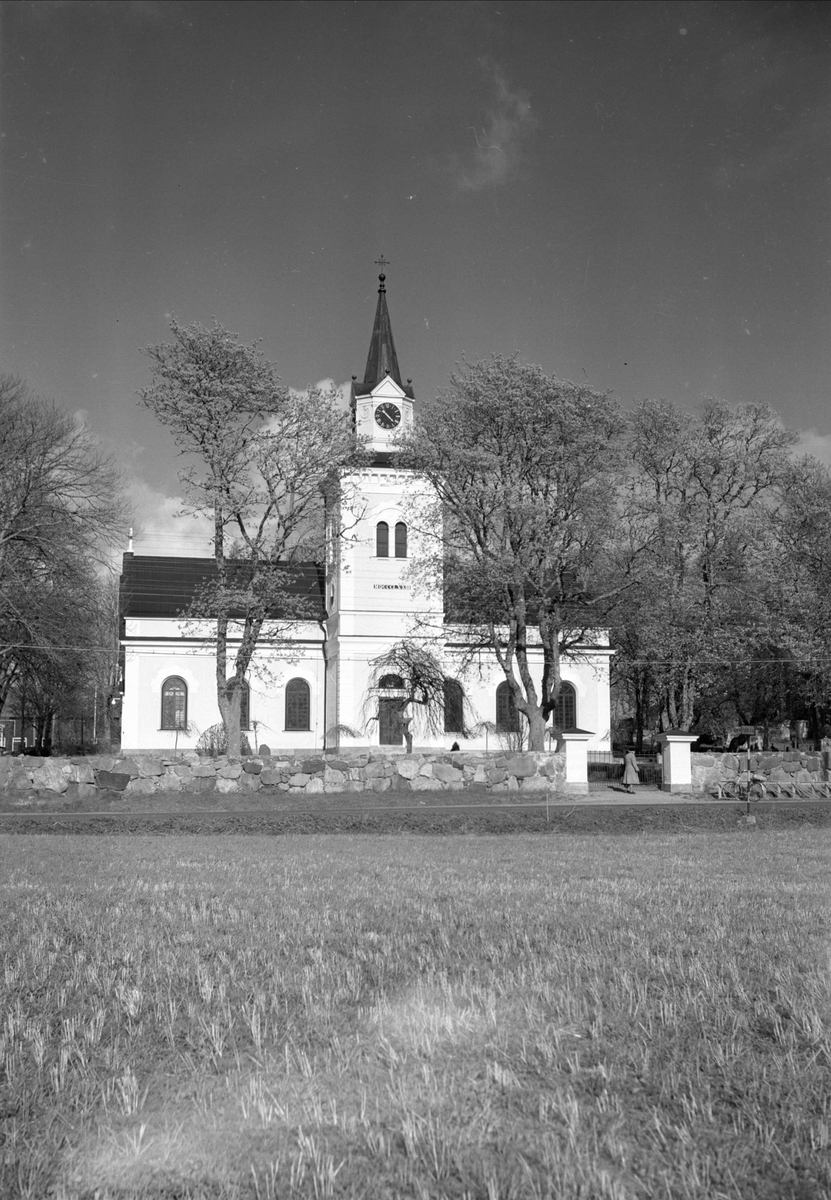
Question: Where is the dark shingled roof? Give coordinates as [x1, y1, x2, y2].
[120, 555, 324, 620]
[354, 275, 415, 399]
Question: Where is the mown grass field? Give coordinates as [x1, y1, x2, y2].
[0, 831, 828, 1200]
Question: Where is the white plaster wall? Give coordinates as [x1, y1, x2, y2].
[121, 617, 326, 754]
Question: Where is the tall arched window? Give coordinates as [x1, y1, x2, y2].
[161, 677, 187, 730]
[552, 682, 576, 731]
[285, 678, 311, 731]
[376, 521, 389, 557]
[394, 522, 407, 558]
[444, 679, 465, 733]
[495, 681, 519, 733]
[378, 673, 404, 690]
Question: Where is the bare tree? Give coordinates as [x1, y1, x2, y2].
[0, 375, 129, 715]
[140, 320, 364, 755]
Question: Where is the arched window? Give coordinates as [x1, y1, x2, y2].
[161, 677, 187, 730]
[444, 679, 465, 733]
[285, 678, 311, 732]
[495, 681, 519, 733]
[376, 521, 389, 557]
[378, 673, 404, 690]
[552, 682, 576, 731]
[394, 521, 407, 558]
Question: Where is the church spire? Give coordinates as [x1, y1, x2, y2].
[356, 273, 414, 399]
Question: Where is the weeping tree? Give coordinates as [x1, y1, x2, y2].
[364, 640, 469, 753]
[140, 319, 364, 755]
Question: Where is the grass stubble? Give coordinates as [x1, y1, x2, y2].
[0, 829, 827, 1200]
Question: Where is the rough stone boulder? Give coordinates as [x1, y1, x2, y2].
[96, 770, 131, 792]
[126, 777, 157, 795]
[31, 761, 69, 793]
[136, 757, 165, 777]
[433, 763, 463, 784]
[364, 761, 388, 779]
[67, 762, 96, 785]
[397, 759, 420, 779]
[505, 755, 538, 778]
[112, 758, 141, 778]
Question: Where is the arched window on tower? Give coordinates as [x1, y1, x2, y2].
[376, 521, 389, 557]
[495, 681, 519, 733]
[285, 678, 311, 732]
[394, 522, 407, 558]
[161, 677, 187, 730]
[443, 679, 465, 734]
[552, 682, 576, 731]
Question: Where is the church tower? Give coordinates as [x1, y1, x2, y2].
[325, 272, 443, 748]
[350, 272, 415, 462]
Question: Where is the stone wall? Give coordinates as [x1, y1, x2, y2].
[691, 749, 831, 797]
[0, 749, 566, 800]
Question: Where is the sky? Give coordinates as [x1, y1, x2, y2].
[1, 0, 829, 555]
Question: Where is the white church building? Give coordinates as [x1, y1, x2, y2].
[119, 276, 613, 755]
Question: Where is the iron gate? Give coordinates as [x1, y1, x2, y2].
[587, 751, 663, 790]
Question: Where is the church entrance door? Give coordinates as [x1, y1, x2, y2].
[378, 699, 404, 745]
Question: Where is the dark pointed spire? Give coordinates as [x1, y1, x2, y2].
[356, 274, 414, 398]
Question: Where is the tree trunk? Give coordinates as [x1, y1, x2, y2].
[527, 706, 547, 752]
[219, 687, 242, 757]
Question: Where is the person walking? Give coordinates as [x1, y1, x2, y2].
[622, 748, 640, 794]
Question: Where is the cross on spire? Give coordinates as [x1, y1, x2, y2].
[374, 255, 390, 272]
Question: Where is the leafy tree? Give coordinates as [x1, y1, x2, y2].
[614, 399, 798, 733]
[140, 320, 363, 755]
[0, 375, 128, 717]
[401, 354, 623, 751]
[768, 455, 831, 745]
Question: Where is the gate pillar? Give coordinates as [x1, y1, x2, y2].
[558, 729, 594, 794]
[656, 732, 697, 793]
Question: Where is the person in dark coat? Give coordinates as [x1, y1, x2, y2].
[622, 749, 639, 794]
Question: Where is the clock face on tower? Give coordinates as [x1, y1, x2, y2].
[374, 402, 401, 430]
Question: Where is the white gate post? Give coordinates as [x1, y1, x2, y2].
[558, 729, 594, 794]
[656, 732, 698, 793]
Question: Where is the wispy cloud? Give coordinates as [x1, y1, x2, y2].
[286, 378, 351, 413]
[127, 477, 213, 558]
[793, 429, 831, 468]
[451, 63, 536, 192]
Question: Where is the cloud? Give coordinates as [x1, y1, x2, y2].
[126, 476, 213, 558]
[792, 430, 831, 467]
[450, 63, 536, 192]
[287, 378, 351, 412]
